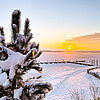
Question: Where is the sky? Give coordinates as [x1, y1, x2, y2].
[0, 0, 100, 50]
[65, 33, 100, 50]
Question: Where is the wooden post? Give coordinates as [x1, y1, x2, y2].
[96, 60, 98, 66]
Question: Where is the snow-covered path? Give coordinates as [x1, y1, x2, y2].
[41, 63, 100, 100]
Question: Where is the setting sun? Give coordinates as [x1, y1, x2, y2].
[67, 45, 72, 50]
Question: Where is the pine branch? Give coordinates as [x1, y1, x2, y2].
[30, 42, 39, 52]
[24, 18, 30, 37]
[22, 82, 53, 99]
[11, 10, 21, 43]
[33, 83, 53, 91]
[24, 48, 37, 63]
[0, 27, 4, 36]
[24, 49, 33, 63]
[7, 43, 15, 48]
[0, 27, 5, 46]
[12, 24, 17, 43]
[36, 43, 39, 51]
[34, 51, 42, 59]
[22, 64, 42, 73]
[26, 33, 33, 43]
[31, 66, 42, 73]
[30, 42, 36, 49]
[24, 33, 33, 48]
[11, 10, 21, 33]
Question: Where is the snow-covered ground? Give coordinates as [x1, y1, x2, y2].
[40, 63, 100, 100]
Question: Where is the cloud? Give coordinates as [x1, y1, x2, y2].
[65, 33, 100, 50]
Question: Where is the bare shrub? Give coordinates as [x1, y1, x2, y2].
[69, 89, 86, 100]
[90, 84, 100, 100]
[69, 84, 100, 100]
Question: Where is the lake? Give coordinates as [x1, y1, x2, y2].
[37, 51, 100, 65]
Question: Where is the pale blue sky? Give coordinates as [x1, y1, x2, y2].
[0, 0, 100, 48]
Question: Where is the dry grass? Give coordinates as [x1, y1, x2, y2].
[69, 84, 100, 100]
[90, 84, 100, 100]
[69, 89, 86, 100]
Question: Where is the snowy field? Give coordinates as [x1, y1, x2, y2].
[36, 51, 100, 100]
[40, 63, 100, 100]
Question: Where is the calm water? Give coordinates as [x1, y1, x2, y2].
[37, 51, 100, 65]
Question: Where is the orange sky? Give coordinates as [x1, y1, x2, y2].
[62, 33, 100, 51]
[39, 33, 100, 51]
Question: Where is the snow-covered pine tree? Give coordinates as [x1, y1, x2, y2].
[0, 10, 53, 100]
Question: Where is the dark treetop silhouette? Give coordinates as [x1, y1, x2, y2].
[0, 10, 53, 100]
